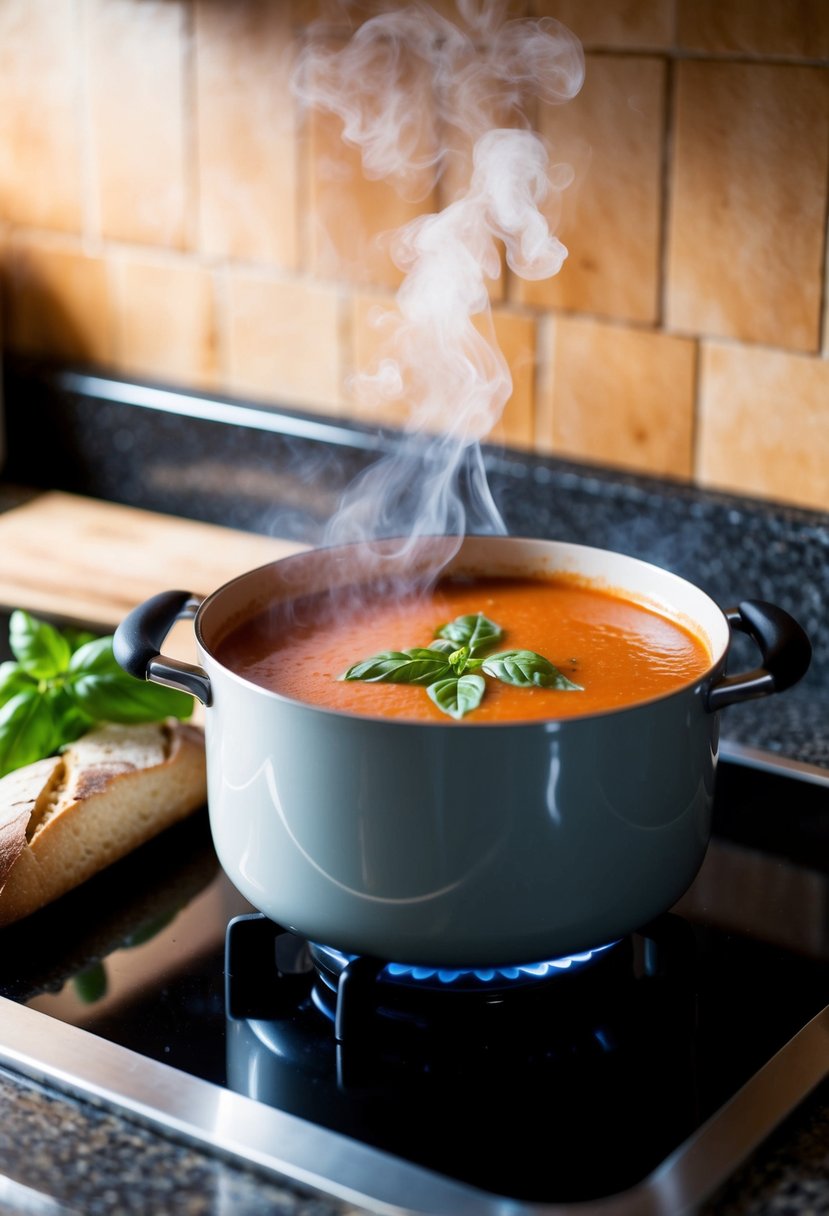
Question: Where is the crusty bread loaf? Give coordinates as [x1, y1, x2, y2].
[0, 718, 207, 927]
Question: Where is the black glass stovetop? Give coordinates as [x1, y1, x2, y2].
[0, 746, 826, 1211]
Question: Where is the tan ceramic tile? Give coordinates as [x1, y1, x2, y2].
[541, 316, 695, 478]
[486, 310, 537, 449]
[349, 294, 536, 447]
[677, 0, 829, 59]
[307, 108, 417, 287]
[515, 54, 664, 324]
[697, 342, 829, 512]
[2, 237, 112, 364]
[666, 62, 829, 353]
[85, 0, 189, 248]
[530, 0, 673, 49]
[300, 9, 557, 291]
[224, 272, 344, 411]
[111, 256, 218, 390]
[302, 34, 438, 287]
[0, 0, 84, 232]
[194, 2, 298, 267]
[433, 24, 553, 305]
[825, 237, 829, 356]
[349, 290, 464, 430]
[349, 291, 408, 426]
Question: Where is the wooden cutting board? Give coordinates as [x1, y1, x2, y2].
[0, 491, 305, 629]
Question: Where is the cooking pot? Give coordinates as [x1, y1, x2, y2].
[113, 536, 811, 968]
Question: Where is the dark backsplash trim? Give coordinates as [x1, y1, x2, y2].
[3, 358, 827, 766]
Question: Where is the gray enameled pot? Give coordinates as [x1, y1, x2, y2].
[114, 536, 811, 968]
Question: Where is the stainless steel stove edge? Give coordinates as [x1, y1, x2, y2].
[0, 996, 825, 1216]
[718, 741, 829, 787]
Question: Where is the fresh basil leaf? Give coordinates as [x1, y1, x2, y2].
[0, 661, 37, 704]
[67, 634, 193, 720]
[67, 635, 121, 675]
[436, 613, 503, 656]
[482, 649, 584, 691]
[428, 639, 457, 657]
[47, 687, 95, 746]
[66, 670, 194, 723]
[427, 674, 485, 720]
[9, 610, 72, 679]
[63, 628, 98, 654]
[0, 690, 58, 778]
[341, 649, 453, 686]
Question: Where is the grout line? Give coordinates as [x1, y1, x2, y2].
[572, 45, 829, 68]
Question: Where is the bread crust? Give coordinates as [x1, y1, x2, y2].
[0, 719, 207, 927]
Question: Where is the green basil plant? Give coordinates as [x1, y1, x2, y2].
[0, 610, 193, 779]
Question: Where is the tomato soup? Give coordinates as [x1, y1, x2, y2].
[214, 574, 713, 723]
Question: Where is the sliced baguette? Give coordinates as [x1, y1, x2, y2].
[0, 718, 207, 927]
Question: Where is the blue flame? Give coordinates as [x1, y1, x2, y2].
[325, 940, 619, 989]
[385, 940, 619, 986]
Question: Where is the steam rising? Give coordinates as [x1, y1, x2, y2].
[292, 2, 584, 575]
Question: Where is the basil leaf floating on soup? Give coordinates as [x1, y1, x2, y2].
[428, 638, 459, 657]
[482, 650, 583, 691]
[340, 648, 452, 686]
[427, 674, 486, 720]
[341, 612, 579, 720]
[435, 613, 503, 656]
[214, 573, 711, 724]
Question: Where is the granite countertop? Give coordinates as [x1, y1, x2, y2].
[0, 363, 825, 1215]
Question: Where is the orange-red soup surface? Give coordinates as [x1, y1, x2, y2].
[215, 574, 712, 723]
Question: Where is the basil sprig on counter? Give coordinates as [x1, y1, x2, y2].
[0, 610, 194, 779]
[341, 612, 583, 720]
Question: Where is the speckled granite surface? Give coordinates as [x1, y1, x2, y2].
[0, 1066, 340, 1215]
[0, 361, 826, 1215]
[698, 1077, 829, 1216]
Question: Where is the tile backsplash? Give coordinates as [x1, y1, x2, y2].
[0, 0, 827, 512]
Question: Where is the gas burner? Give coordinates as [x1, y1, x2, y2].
[301, 933, 637, 1047]
[310, 938, 622, 994]
[224, 915, 701, 1043]
[224, 911, 705, 1187]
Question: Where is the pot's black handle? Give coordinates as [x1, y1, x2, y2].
[706, 600, 811, 713]
[113, 590, 212, 706]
